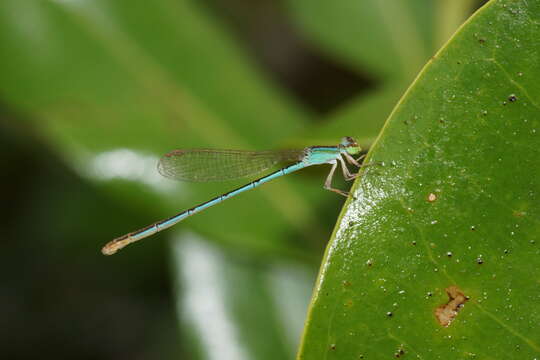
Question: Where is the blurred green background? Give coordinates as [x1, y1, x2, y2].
[0, 1, 486, 359]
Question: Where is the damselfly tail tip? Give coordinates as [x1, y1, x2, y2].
[101, 236, 131, 256]
[101, 244, 117, 255]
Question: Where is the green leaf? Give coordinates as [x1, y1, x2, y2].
[298, 0, 540, 358]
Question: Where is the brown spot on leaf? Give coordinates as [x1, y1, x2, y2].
[435, 286, 468, 327]
[427, 193, 437, 202]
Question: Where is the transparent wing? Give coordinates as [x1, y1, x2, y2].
[157, 149, 305, 182]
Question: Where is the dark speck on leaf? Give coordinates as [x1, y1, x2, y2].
[386, 311, 393, 317]
[508, 94, 517, 102]
[366, 259, 373, 267]
[476, 258, 484, 265]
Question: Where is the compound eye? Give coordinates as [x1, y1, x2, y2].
[340, 136, 358, 147]
[340, 137, 352, 146]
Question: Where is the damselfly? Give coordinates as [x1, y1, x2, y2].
[102, 136, 366, 255]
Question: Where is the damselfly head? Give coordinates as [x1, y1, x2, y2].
[340, 136, 361, 155]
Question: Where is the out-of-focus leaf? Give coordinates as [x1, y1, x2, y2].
[287, 0, 478, 147]
[172, 232, 314, 360]
[434, 0, 478, 48]
[285, 0, 433, 81]
[298, 0, 540, 358]
[295, 85, 404, 149]
[0, 0, 308, 148]
[285, 0, 476, 81]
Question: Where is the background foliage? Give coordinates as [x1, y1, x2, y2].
[7, 1, 537, 359]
